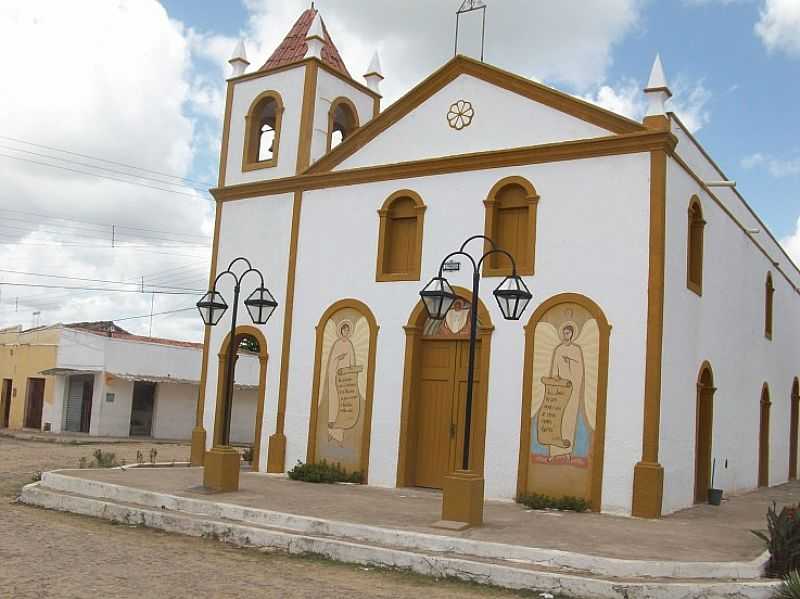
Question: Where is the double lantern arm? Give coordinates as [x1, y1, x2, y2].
[196, 257, 278, 327]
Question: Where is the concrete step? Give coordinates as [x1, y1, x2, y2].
[20, 475, 781, 599]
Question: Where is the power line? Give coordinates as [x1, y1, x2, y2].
[0, 222, 209, 248]
[0, 144, 210, 193]
[112, 306, 196, 323]
[0, 269, 204, 292]
[0, 208, 211, 242]
[0, 134, 215, 188]
[0, 282, 200, 295]
[0, 237, 209, 259]
[0, 152, 211, 200]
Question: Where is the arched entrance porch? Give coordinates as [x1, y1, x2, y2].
[213, 325, 269, 470]
[396, 287, 494, 489]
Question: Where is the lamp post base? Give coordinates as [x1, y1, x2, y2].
[440, 470, 484, 528]
[267, 433, 286, 473]
[203, 446, 241, 492]
[190, 427, 206, 466]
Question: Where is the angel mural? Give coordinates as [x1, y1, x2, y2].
[315, 308, 371, 470]
[529, 304, 600, 467]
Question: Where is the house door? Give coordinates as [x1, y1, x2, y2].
[24, 378, 45, 430]
[1, 379, 11, 427]
[129, 382, 156, 437]
[759, 385, 771, 488]
[694, 365, 715, 503]
[65, 375, 94, 433]
[412, 337, 483, 489]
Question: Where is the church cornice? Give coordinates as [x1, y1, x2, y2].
[210, 129, 677, 203]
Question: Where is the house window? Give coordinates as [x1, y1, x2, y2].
[765, 272, 774, 340]
[687, 196, 705, 295]
[242, 91, 284, 171]
[483, 177, 539, 277]
[376, 190, 426, 282]
[327, 98, 359, 152]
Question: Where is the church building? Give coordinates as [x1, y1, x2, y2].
[193, 7, 800, 518]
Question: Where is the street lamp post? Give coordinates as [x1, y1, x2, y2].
[196, 256, 277, 491]
[420, 235, 532, 527]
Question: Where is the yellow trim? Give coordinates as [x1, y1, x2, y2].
[308, 54, 645, 175]
[306, 298, 379, 481]
[482, 176, 539, 278]
[218, 81, 234, 187]
[395, 287, 494, 488]
[213, 130, 677, 202]
[212, 325, 269, 470]
[516, 293, 611, 513]
[295, 61, 319, 173]
[632, 148, 667, 519]
[241, 90, 285, 172]
[375, 189, 426, 282]
[268, 190, 304, 473]
[326, 96, 360, 153]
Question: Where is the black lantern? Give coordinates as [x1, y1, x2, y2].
[493, 275, 532, 321]
[196, 290, 228, 326]
[420, 276, 458, 320]
[244, 286, 278, 325]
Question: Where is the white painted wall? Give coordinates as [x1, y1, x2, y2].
[152, 383, 196, 440]
[335, 73, 615, 171]
[202, 194, 294, 463]
[274, 154, 651, 513]
[230, 388, 258, 445]
[660, 154, 800, 514]
[225, 66, 307, 185]
[95, 377, 134, 437]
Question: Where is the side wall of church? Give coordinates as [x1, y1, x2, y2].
[202, 193, 295, 461]
[283, 153, 652, 513]
[660, 156, 800, 514]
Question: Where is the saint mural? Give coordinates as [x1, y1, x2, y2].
[314, 307, 372, 474]
[423, 298, 473, 338]
[528, 303, 599, 470]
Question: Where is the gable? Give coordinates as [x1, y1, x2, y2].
[307, 56, 645, 174]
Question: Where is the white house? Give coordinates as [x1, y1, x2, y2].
[195, 7, 800, 518]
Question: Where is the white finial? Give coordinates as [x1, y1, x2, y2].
[228, 39, 250, 77]
[644, 53, 672, 117]
[305, 12, 325, 60]
[363, 51, 384, 94]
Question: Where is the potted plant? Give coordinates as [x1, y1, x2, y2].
[708, 458, 723, 506]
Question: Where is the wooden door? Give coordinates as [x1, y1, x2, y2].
[759, 390, 770, 488]
[694, 383, 714, 503]
[413, 339, 458, 488]
[1, 379, 11, 427]
[24, 378, 45, 430]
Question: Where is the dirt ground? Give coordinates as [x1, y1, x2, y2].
[0, 437, 538, 598]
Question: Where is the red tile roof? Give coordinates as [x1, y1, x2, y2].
[260, 9, 350, 77]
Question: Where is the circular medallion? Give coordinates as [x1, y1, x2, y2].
[447, 100, 474, 131]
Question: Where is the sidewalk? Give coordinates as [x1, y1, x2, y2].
[58, 465, 789, 563]
[0, 428, 189, 446]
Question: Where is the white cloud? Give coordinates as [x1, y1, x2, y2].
[742, 152, 800, 177]
[755, 0, 800, 57]
[582, 76, 712, 133]
[0, 1, 212, 340]
[781, 217, 800, 267]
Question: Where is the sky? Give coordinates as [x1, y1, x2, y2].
[0, 0, 798, 342]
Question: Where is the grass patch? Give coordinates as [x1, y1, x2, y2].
[287, 460, 363, 484]
[516, 493, 589, 513]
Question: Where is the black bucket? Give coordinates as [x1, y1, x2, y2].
[708, 488, 723, 506]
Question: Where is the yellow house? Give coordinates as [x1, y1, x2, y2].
[0, 326, 60, 430]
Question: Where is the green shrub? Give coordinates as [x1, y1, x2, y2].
[753, 502, 800, 578]
[774, 571, 800, 599]
[241, 446, 253, 463]
[91, 449, 119, 468]
[516, 493, 589, 513]
[287, 460, 363, 484]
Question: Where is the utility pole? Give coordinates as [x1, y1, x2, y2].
[149, 293, 155, 337]
[112, 225, 115, 248]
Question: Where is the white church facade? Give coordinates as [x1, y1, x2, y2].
[193, 7, 800, 518]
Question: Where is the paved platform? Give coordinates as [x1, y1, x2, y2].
[0, 428, 190, 445]
[58, 466, 792, 563]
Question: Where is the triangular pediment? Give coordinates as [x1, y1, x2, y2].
[307, 56, 645, 174]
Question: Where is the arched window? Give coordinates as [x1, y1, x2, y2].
[242, 91, 284, 171]
[687, 196, 705, 295]
[376, 190, 426, 282]
[327, 98, 359, 152]
[483, 177, 539, 277]
[765, 272, 774, 339]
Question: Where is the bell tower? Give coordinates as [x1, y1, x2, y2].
[217, 8, 383, 188]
